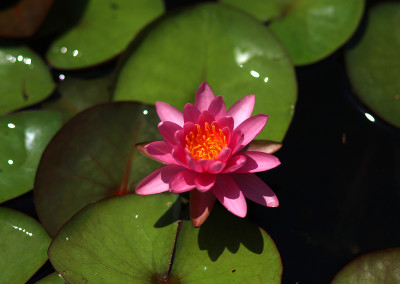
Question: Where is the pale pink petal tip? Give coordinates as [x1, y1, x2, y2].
[155, 101, 184, 127]
[195, 82, 215, 112]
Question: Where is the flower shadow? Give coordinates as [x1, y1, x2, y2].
[153, 195, 182, 228]
[197, 204, 264, 261]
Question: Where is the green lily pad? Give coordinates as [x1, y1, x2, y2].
[269, 0, 364, 66]
[332, 248, 400, 283]
[36, 272, 66, 284]
[34, 102, 162, 236]
[0, 45, 56, 114]
[170, 205, 282, 283]
[0, 111, 61, 203]
[43, 75, 113, 123]
[49, 194, 281, 282]
[49, 194, 180, 283]
[113, 3, 297, 142]
[345, 3, 400, 128]
[0, 207, 51, 283]
[46, 0, 164, 69]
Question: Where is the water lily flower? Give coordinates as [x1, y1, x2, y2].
[136, 82, 280, 226]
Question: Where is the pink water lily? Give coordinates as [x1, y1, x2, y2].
[136, 82, 280, 226]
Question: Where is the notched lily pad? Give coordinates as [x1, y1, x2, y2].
[345, 2, 400, 128]
[0, 111, 61, 203]
[34, 102, 163, 236]
[114, 3, 297, 142]
[0, 207, 51, 283]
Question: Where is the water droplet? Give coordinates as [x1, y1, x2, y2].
[250, 70, 259, 78]
[59, 74, 65, 80]
[73, 50, 79, 57]
[7, 123, 15, 129]
[23, 58, 31, 65]
[264, 77, 269, 83]
[61, 47, 67, 54]
[8, 160, 13, 165]
[143, 110, 148, 115]
[17, 55, 23, 61]
[365, 113, 375, 122]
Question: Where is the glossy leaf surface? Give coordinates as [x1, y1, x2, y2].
[49, 194, 180, 283]
[43, 75, 112, 123]
[345, 3, 400, 128]
[270, 0, 364, 65]
[34, 102, 162, 236]
[114, 3, 297, 142]
[332, 248, 400, 283]
[170, 205, 282, 283]
[0, 0, 53, 38]
[46, 0, 164, 69]
[36, 272, 66, 284]
[0, 111, 61, 203]
[0, 45, 56, 114]
[0, 207, 51, 283]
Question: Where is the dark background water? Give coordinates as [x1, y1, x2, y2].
[3, 0, 400, 283]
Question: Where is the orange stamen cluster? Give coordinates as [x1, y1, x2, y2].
[185, 122, 227, 161]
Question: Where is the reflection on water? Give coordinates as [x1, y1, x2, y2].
[364, 113, 375, 122]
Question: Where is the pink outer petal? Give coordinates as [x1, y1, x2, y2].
[208, 161, 225, 174]
[190, 189, 216, 227]
[234, 151, 281, 173]
[169, 169, 197, 193]
[208, 96, 226, 120]
[183, 104, 201, 123]
[145, 141, 176, 164]
[136, 165, 184, 195]
[155, 101, 184, 127]
[172, 146, 188, 167]
[227, 94, 255, 128]
[158, 121, 182, 146]
[233, 114, 268, 151]
[194, 173, 216, 192]
[229, 131, 244, 154]
[212, 174, 247, 218]
[231, 173, 279, 207]
[195, 82, 215, 112]
[223, 154, 247, 173]
[218, 116, 234, 132]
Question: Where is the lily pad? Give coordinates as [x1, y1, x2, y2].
[36, 272, 66, 284]
[0, 207, 51, 283]
[345, 2, 400, 128]
[0, 0, 54, 38]
[34, 102, 162, 236]
[49, 194, 281, 282]
[46, 0, 164, 69]
[113, 3, 297, 142]
[269, 0, 364, 65]
[0, 45, 56, 114]
[43, 75, 113, 123]
[332, 248, 400, 283]
[0, 111, 61, 203]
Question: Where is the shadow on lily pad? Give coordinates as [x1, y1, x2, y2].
[154, 194, 182, 228]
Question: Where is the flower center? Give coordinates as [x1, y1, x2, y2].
[185, 122, 227, 161]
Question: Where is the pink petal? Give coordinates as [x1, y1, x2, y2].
[169, 169, 197, 193]
[136, 165, 183, 194]
[145, 141, 175, 164]
[186, 153, 204, 173]
[229, 130, 244, 154]
[233, 114, 268, 151]
[218, 116, 234, 132]
[183, 122, 195, 136]
[197, 111, 215, 127]
[231, 173, 279, 207]
[194, 173, 216, 192]
[223, 154, 247, 173]
[227, 94, 255, 128]
[208, 96, 226, 120]
[195, 82, 215, 112]
[158, 121, 182, 146]
[155, 101, 184, 127]
[174, 129, 186, 149]
[234, 151, 281, 173]
[183, 103, 201, 123]
[212, 174, 247, 218]
[217, 147, 232, 163]
[190, 189, 216, 227]
[208, 161, 225, 174]
[171, 146, 188, 167]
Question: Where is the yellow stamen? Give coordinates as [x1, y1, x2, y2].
[185, 122, 227, 161]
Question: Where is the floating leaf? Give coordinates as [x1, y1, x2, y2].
[43, 75, 113, 123]
[35, 272, 66, 284]
[49, 194, 180, 283]
[113, 3, 297, 142]
[0, 0, 54, 38]
[332, 248, 400, 283]
[0, 207, 51, 283]
[345, 2, 400, 128]
[0, 45, 56, 114]
[34, 102, 162, 236]
[49, 194, 281, 283]
[0, 111, 61, 203]
[269, 0, 364, 65]
[46, 0, 164, 69]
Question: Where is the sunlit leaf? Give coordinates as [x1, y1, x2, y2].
[35, 272, 66, 284]
[34, 102, 162, 236]
[46, 0, 164, 69]
[0, 111, 61, 203]
[345, 2, 400, 128]
[114, 3, 297, 142]
[0, 207, 51, 283]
